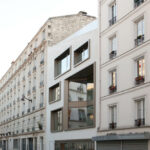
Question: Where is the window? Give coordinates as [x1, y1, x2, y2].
[55, 140, 94, 150]
[109, 1, 117, 26]
[135, 57, 145, 85]
[51, 109, 63, 132]
[74, 41, 89, 65]
[135, 98, 145, 127]
[49, 83, 60, 103]
[40, 137, 44, 150]
[40, 93, 44, 108]
[68, 65, 95, 129]
[134, 0, 144, 8]
[42, 30, 45, 41]
[40, 52, 44, 65]
[109, 36, 117, 59]
[135, 18, 144, 46]
[109, 105, 117, 129]
[55, 49, 70, 77]
[109, 69, 117, 93]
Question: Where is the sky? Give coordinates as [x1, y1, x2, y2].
[0, 0, 98, 79]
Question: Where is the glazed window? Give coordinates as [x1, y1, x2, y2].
[135, 57, 145, 85]
[109, 36, 117, 59]
[135, 98, 145, 127]
[55, 49, 70, 77]
[74, 41, 89, 65]
[135, 18, 144, 46]
[134, 0, 144, 8]
[68, 65, 95, 129]
[109, 1, 117, 26]
[49, 83, 60, 103]
[109, 105, 117, 129]
[51, 109, 63, 132]
[109, 69, 117, 94]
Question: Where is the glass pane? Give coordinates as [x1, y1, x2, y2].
[69, 82, 94, 102]
[68, 106, 94, 129]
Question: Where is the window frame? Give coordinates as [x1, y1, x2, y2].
[54, 48, 71, 78]
[49, 82, 61, 104]
[51, 108, 63, 132]
[74, 41, 90, 67]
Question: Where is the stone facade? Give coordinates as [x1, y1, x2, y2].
[0, 12, 95, 150]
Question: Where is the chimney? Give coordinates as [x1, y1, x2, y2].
[78, 11, 87, 16]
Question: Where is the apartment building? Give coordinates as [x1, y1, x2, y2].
[46, 20, 99, 150]
[93, 0, 150, 149]
[0, 12, 95, 150]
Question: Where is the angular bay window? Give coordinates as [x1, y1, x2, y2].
[135, 18, 144, 46]
[49, 83, 60, 103]
[109, 36, 117, 59]
[135, 57, 145, 85]
[109, 105, 117, 129]
[68, 65, 95, 129]
[135, 98, 145, 127]
[51, 109, 63, 132]
[74, 41, 89, 65]
[109, 69, 117, 94]
[55, 49, 70, 77]
[109, 1, 117, 26]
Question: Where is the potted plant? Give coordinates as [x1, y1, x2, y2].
[38, 121, 43, 130]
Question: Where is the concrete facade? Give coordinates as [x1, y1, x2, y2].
[46, 20, 99, 150]
[0, 12, 95, 150]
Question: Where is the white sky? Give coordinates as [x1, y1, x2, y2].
[0, 0, 98, 79]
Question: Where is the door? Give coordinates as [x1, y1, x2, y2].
[28, 138, 33, 150]
[22, 139, 26, 150]
[122, 140, 148, 150]
[97, 141, 121, 150]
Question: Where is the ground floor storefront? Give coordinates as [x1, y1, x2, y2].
[55, 140, 94, 150]
[0, 136, 44, 150]
[93, 133, 150, 150]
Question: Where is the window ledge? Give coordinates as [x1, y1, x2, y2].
[74, 57, 90, 68]
[55, 69, 71, 80]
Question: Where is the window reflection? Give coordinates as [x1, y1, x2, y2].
[68, 65, 94, 129]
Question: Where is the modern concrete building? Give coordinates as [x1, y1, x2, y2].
[0, 12, 95, 150]
[93, 0, 150, 149]
[46, 20, 99, 150]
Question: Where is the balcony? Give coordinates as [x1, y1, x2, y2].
[32, 86, 36, 92]
[109, 16, 116, 26]
[38, 122, 43, 130]
[40, 81, 44, 88]
[135, 35, 144, 46]
[135, 118, 145, 127]
[109, 122, 117, 129]
[32, 127, 35, 131]
[27, 90, 31, 96]
[27, 108, 30, 113]
[135, 76, 145, 85]
[33, 66, 36, 72]
[32, 106, 35, 111]
[109, 85, 117, 94]
[28, 71, 31, 77]
[39, 103, 43, 108]
[22, 111, 25, 115]
[134, 0, 144, 8]
[109, 50, 117, 59]
[22, 76, 25, 82]
[40, 59, 44, 65]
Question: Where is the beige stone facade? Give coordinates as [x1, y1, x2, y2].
[0, 12, 95, 150]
